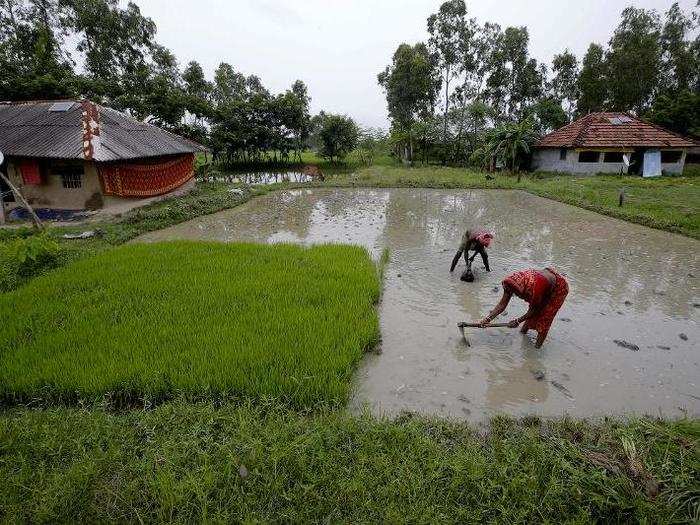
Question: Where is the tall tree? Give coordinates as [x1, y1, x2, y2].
[182, 60, 213, 124]
[660, 2, 696, 94]
[606, 7, 662, 113]
[378, 43, 439, 162]
[0, 0, 76, 99]
[427, 0, 467, 151]
[646, 90, 700, 138]
[213, 62, 246, 104]
[69, 0, 157, 104]
[485, 26, 544, 120]
[550, 50, 579, 121]
[576, 43, 607, 116]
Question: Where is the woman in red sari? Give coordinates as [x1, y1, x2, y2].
[479, 268, 569, 348]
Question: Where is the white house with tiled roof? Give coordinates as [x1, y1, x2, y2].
[531, 112, 696, 176]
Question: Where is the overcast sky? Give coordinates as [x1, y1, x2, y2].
[135, 0, 697, 128]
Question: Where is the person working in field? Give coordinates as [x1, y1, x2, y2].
[450, 229, 493, 281]
[478, 268, 569, 348]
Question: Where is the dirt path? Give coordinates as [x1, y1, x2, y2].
[138, 188, 699, 422]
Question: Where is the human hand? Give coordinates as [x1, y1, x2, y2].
[507, 319, 521, 328]
[478, 318, 491, 328]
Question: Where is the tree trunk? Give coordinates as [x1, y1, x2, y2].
[442, 67, 451, 165]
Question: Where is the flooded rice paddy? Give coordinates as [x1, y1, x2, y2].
[138, 188, 699, 422]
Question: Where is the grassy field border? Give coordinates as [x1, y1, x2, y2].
[1, 402, 698, 523]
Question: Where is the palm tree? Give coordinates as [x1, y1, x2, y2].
[475, 118, 538, 182]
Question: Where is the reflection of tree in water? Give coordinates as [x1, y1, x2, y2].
[485, 337, 550, 409]
[201, 170, 311, 185]
[232, 190, 321, 242]
[382, 189, 495, 255]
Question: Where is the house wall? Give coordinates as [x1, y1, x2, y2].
[661, 150, 685, 174]
[6, 160, 104, 210]
[101, 177, 195, 214]
[531, 148, 628, 174]
[532, 148, 687, 175]
[5, 156, 197, 213]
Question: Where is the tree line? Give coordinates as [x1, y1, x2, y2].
[0, 0, 365, 164]
[378, 0, 700, 168]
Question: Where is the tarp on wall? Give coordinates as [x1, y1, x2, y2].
[18, 160, 41, 185]
[642, 149, 662, 178]
[98, 154, 194, 197]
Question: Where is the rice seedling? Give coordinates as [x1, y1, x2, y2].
[0, 241, 381, 408]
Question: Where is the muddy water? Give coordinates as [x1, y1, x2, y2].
[200, 171, 312, 185]
[138, 188, 699, 422]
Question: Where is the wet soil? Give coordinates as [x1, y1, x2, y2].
[137, 188, 699, 422]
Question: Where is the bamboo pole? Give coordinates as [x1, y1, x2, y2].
[0, 171, 44, 230]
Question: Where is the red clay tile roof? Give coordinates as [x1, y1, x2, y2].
[535, 112, 696, 149]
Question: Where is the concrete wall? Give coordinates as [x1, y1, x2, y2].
[661, 150, 685, 174]
[531, 148, 628, 174]
[532, 148, 687, 175]
[5, 158, 196, 212]
[101, 177, 196, 215]
[6, 160, 103, 210]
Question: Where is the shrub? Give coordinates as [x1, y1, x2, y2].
[0, 233, 61, 292]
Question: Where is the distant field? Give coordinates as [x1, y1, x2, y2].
[325, 166, 700, 238]
[0, 242, 381, 408]
[197, 158, 699, 238]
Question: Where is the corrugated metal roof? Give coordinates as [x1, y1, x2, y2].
[0, 100, 207, 161]
[536, 113, 696, 149]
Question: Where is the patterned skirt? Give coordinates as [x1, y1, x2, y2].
[523, 268, 569, 342]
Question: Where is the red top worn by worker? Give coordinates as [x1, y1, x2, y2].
[479, 268, 569, 348]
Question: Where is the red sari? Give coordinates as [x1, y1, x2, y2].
[503, 268, 569, 343]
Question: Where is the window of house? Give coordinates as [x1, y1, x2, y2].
[603, 152, 624, 163]
[53, 165, 84, 189]
[559, 148, 567, 160]
[660, 151, 683, 163]
[578, 151, 600, 163]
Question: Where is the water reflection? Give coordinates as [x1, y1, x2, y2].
[137, 188, 699, 421]
[199, 171, 313, 185]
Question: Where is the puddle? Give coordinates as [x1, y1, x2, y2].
[137, 188, 700, 422]
[200, 171, 313, 185]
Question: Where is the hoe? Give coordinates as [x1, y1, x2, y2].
[457, 322, 510, 346]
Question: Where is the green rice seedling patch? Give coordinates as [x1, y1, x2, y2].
[0, 241, 381, 408]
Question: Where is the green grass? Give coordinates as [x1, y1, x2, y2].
[0, 242, 381, 408]
[1, 182, 256, 292]
[0, 402, 697, 523]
